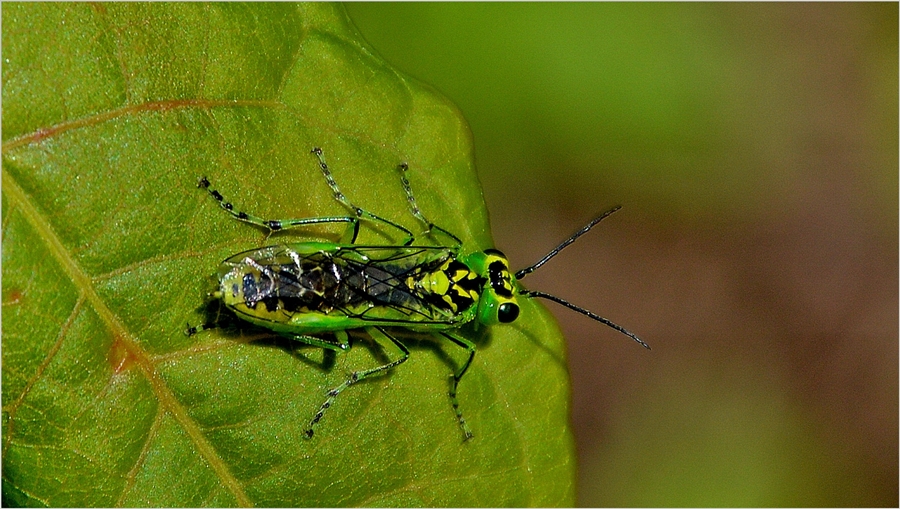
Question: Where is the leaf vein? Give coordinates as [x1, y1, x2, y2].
[2, 294, 85, 456]
[115, 406, 166, 507]
[1, 170, 254, 507]
[1, 99, 284, 154]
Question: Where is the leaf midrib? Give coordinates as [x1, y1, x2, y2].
[2, 165, 254, 507]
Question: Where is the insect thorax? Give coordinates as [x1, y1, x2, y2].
[217, 244, 488, 327]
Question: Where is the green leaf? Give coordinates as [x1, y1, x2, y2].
[2, 3, 575, 506]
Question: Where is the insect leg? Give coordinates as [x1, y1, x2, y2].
[439, 331, 476, 441]
[185, 306, 350, 350]
[397, 162, 462, 247]
[311, 148, 415, 243]
[184, 321, 214, 336]
[304, 327, 410, 439]
[197, 176, 360, 236]
[186, 325, 351, 354]
[285, 331, 350, 352]
[185, 296, 234, 337]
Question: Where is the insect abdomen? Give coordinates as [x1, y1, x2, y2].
[218, 245, 483, 329]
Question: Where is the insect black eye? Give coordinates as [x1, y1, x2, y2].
[497, 302, 520, 323]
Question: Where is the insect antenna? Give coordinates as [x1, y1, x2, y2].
[514, 205, 649, 349]
[515, 205, 621, 280]
[520, 290, 650, 349]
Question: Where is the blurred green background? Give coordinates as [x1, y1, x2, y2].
[345, 4, 897, 506]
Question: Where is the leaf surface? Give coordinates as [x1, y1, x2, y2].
[2, 4, 575, 506]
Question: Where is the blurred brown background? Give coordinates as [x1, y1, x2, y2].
[346, 4, 897, 506]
